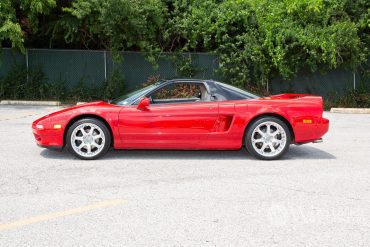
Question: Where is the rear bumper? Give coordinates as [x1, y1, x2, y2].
[312, 138, 323, 143]
[316, 117, 329, 137]
[294, 117, 329, 144]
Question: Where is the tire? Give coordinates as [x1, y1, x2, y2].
[66, 118, 111, 160]
[245, 117, 291, 160]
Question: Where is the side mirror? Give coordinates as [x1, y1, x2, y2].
[137, 97, 150, 110]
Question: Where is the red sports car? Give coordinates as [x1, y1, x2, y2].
[32, 79, 329, 160]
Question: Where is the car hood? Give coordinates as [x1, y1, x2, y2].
[36, 101, 109, 120]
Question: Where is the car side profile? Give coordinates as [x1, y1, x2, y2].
[32, 79, 329, 160]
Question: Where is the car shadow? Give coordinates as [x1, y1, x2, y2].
[40, 145, 335, 161]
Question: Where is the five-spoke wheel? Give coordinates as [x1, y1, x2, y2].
[66, 118, 111, 160]
[245, 117, 291, 160]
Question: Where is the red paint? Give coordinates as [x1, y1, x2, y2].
[32, 94, 329, 150]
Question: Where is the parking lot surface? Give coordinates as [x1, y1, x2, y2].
[0, 105, 369, 246]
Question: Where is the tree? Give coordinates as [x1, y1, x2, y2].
[0, 0, 56, 52]
[254, 0, 367, 77]
[50, 0, 166, 60]
[1, 0, 369, 89]
[167, 0, 369, 88]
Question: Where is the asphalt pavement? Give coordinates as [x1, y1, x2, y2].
[0, 105, 369, 246]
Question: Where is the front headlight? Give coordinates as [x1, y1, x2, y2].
[36, 124, 44, 130]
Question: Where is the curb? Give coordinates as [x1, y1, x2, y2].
[0, 100, 61, 106]
[330, 108, 370, 114]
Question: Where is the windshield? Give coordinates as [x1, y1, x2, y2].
[110, 82, 161, 105]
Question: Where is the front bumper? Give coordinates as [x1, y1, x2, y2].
[32, 124, 64, 148]
[37, 144, 63, 150]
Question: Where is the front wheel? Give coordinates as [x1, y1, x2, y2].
[245, 117, 291, 160]
[66, 118, 111, 160]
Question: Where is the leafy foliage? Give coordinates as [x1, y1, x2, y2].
[0, 0, 56, 51]
[168, 0, 369, 87]
[254, 0, 366, 77]
[49, 0, 166, 61]
[325, 88, 370, 109]
[0, 0, 369, 91]
[103, 69, 125, 99]
[141, 74, 161, 87]
[0, 65, 125, 102]
[171, 54, 201, 78]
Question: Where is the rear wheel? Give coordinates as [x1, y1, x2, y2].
[66, 118, 111, 160]
[245, 117, 291, 160]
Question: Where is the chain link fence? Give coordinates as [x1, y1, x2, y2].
[1, 48, 368, 97]
[1, 48, 220, 92]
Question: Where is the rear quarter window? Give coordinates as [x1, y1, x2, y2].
[220, 86, 252, 100]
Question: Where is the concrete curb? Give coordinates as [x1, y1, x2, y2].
[330, 108, 370, 114]
[0, 100, 61, 106]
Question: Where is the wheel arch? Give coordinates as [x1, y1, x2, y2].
[243, 113, 295, 144]
[63, 114, 114, 147]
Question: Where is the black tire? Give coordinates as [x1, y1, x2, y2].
[245, 117, 291, 160]
[66, 118, 111, 160]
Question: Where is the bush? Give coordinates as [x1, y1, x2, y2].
[325, 88, 370, 110]
[0, 64, 27, 99]
[103, 69, 125, 100]
[0, 65, 125, 102]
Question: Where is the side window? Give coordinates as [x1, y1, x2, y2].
[152, 83, 200, 99]
[149, 83, 208, 104]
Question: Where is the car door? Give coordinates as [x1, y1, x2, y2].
[118, 82, 219, 149]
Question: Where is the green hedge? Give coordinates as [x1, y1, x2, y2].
[1, 64, 369, 108]
[0, 65, 124, 102]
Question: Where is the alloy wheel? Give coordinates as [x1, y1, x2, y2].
[70, 123, 106, 158]
[251, 121, 287, 157]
